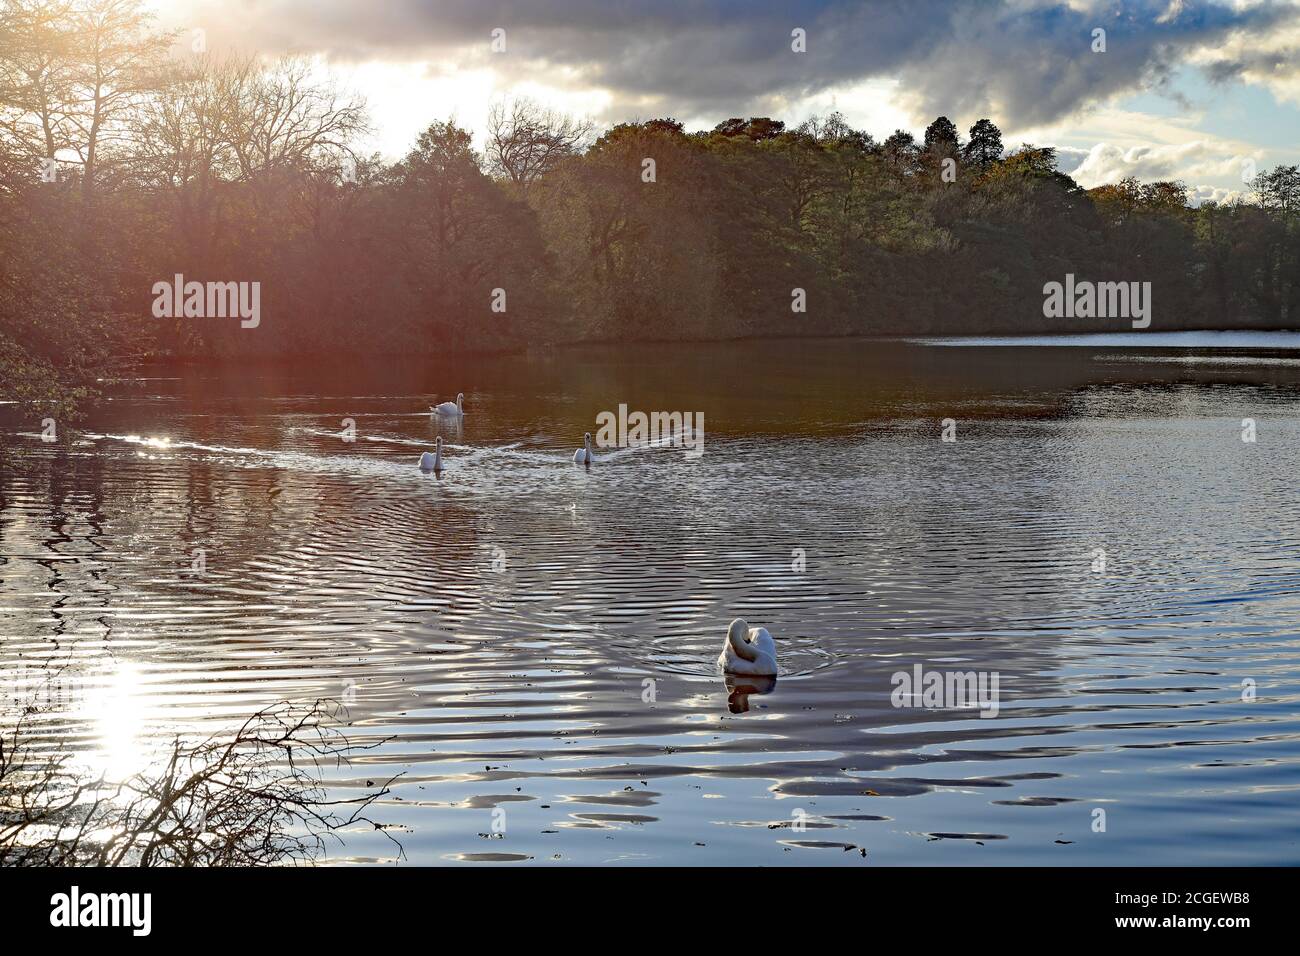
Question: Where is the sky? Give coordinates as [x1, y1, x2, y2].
[146, 0, 1300, 203]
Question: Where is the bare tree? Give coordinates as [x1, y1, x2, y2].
[133, 53, 252, 188]
[130, 52, 368, 259]
[228, 55, 368, 186]
[131, 53, 255, 261]
[63, 0, 172, 202]
[1, 698, 402, 866]
[0, 0, 78, 164]
[485, 96, 593, 194]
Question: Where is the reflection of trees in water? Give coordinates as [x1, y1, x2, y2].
[1, 698, 400, 866]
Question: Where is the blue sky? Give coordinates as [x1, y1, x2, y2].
[1040, 60, 1300, 200]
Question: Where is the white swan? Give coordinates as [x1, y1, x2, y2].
[431, 393, 464, 417]
[573, 431, 594, 465]
[717, 618, 778, 676]
[418, 436, 443, 472]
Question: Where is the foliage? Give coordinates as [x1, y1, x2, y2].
[2, 0, 1299, 416]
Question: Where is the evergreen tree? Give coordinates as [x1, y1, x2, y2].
[963, 119, 1004, 168]
[923, 116, 960, 152]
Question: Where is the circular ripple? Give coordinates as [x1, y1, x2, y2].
[634, 632, 840, 679]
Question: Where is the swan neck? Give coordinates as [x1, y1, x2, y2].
[728, 626, 757, 661]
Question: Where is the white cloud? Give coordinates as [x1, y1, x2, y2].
[1053, 146, 1092, 173]
[1068, 140, 1260, 188]
[1188, 183, 1246, 204]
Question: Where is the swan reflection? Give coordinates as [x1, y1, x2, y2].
[723, 673, 777, 713]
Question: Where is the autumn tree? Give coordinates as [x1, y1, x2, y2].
[1254, 164, 1300, 218]
[882, 129, 919, 174]
[384, 120, 551, 348]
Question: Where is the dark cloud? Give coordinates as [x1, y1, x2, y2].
[188, 0, 1300, 127]
[1202, 44, 1300, 85]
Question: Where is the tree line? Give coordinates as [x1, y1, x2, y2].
[2, 0, 1298, 414]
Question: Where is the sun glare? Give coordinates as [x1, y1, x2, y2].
[82, 662, 154, 783]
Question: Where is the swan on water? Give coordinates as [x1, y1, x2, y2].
[717, 618, 778, 676]
[574, 431, 594, 466]
[419, 436, 444, 472]
[431, 393, 464, 417]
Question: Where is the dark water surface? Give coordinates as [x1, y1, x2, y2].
[3, 338, 1299, 865]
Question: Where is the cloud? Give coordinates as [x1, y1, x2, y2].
[1053, 146, 1093, 173]
[1188, 5, 1300, 105]
[169, 0, 1300, 129]
[1188, 182, 1245, 204]
[1067, 139, 1259, 186]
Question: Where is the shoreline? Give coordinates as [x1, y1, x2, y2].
[122, 326, 1300, 371]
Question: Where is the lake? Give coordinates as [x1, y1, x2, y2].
[3, 336, 1299, 865]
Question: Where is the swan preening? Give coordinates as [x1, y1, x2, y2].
[432, 393, 464, 417]
[419, 436, 443, 472]
[717, 618, 778, 676]
[574, 431, 594, 466]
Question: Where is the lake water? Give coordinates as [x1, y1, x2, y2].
[3, 337, 1300, 865]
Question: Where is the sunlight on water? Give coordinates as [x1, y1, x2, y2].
[3, 339, 1300, 865]
[81, 662, 152, 783]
